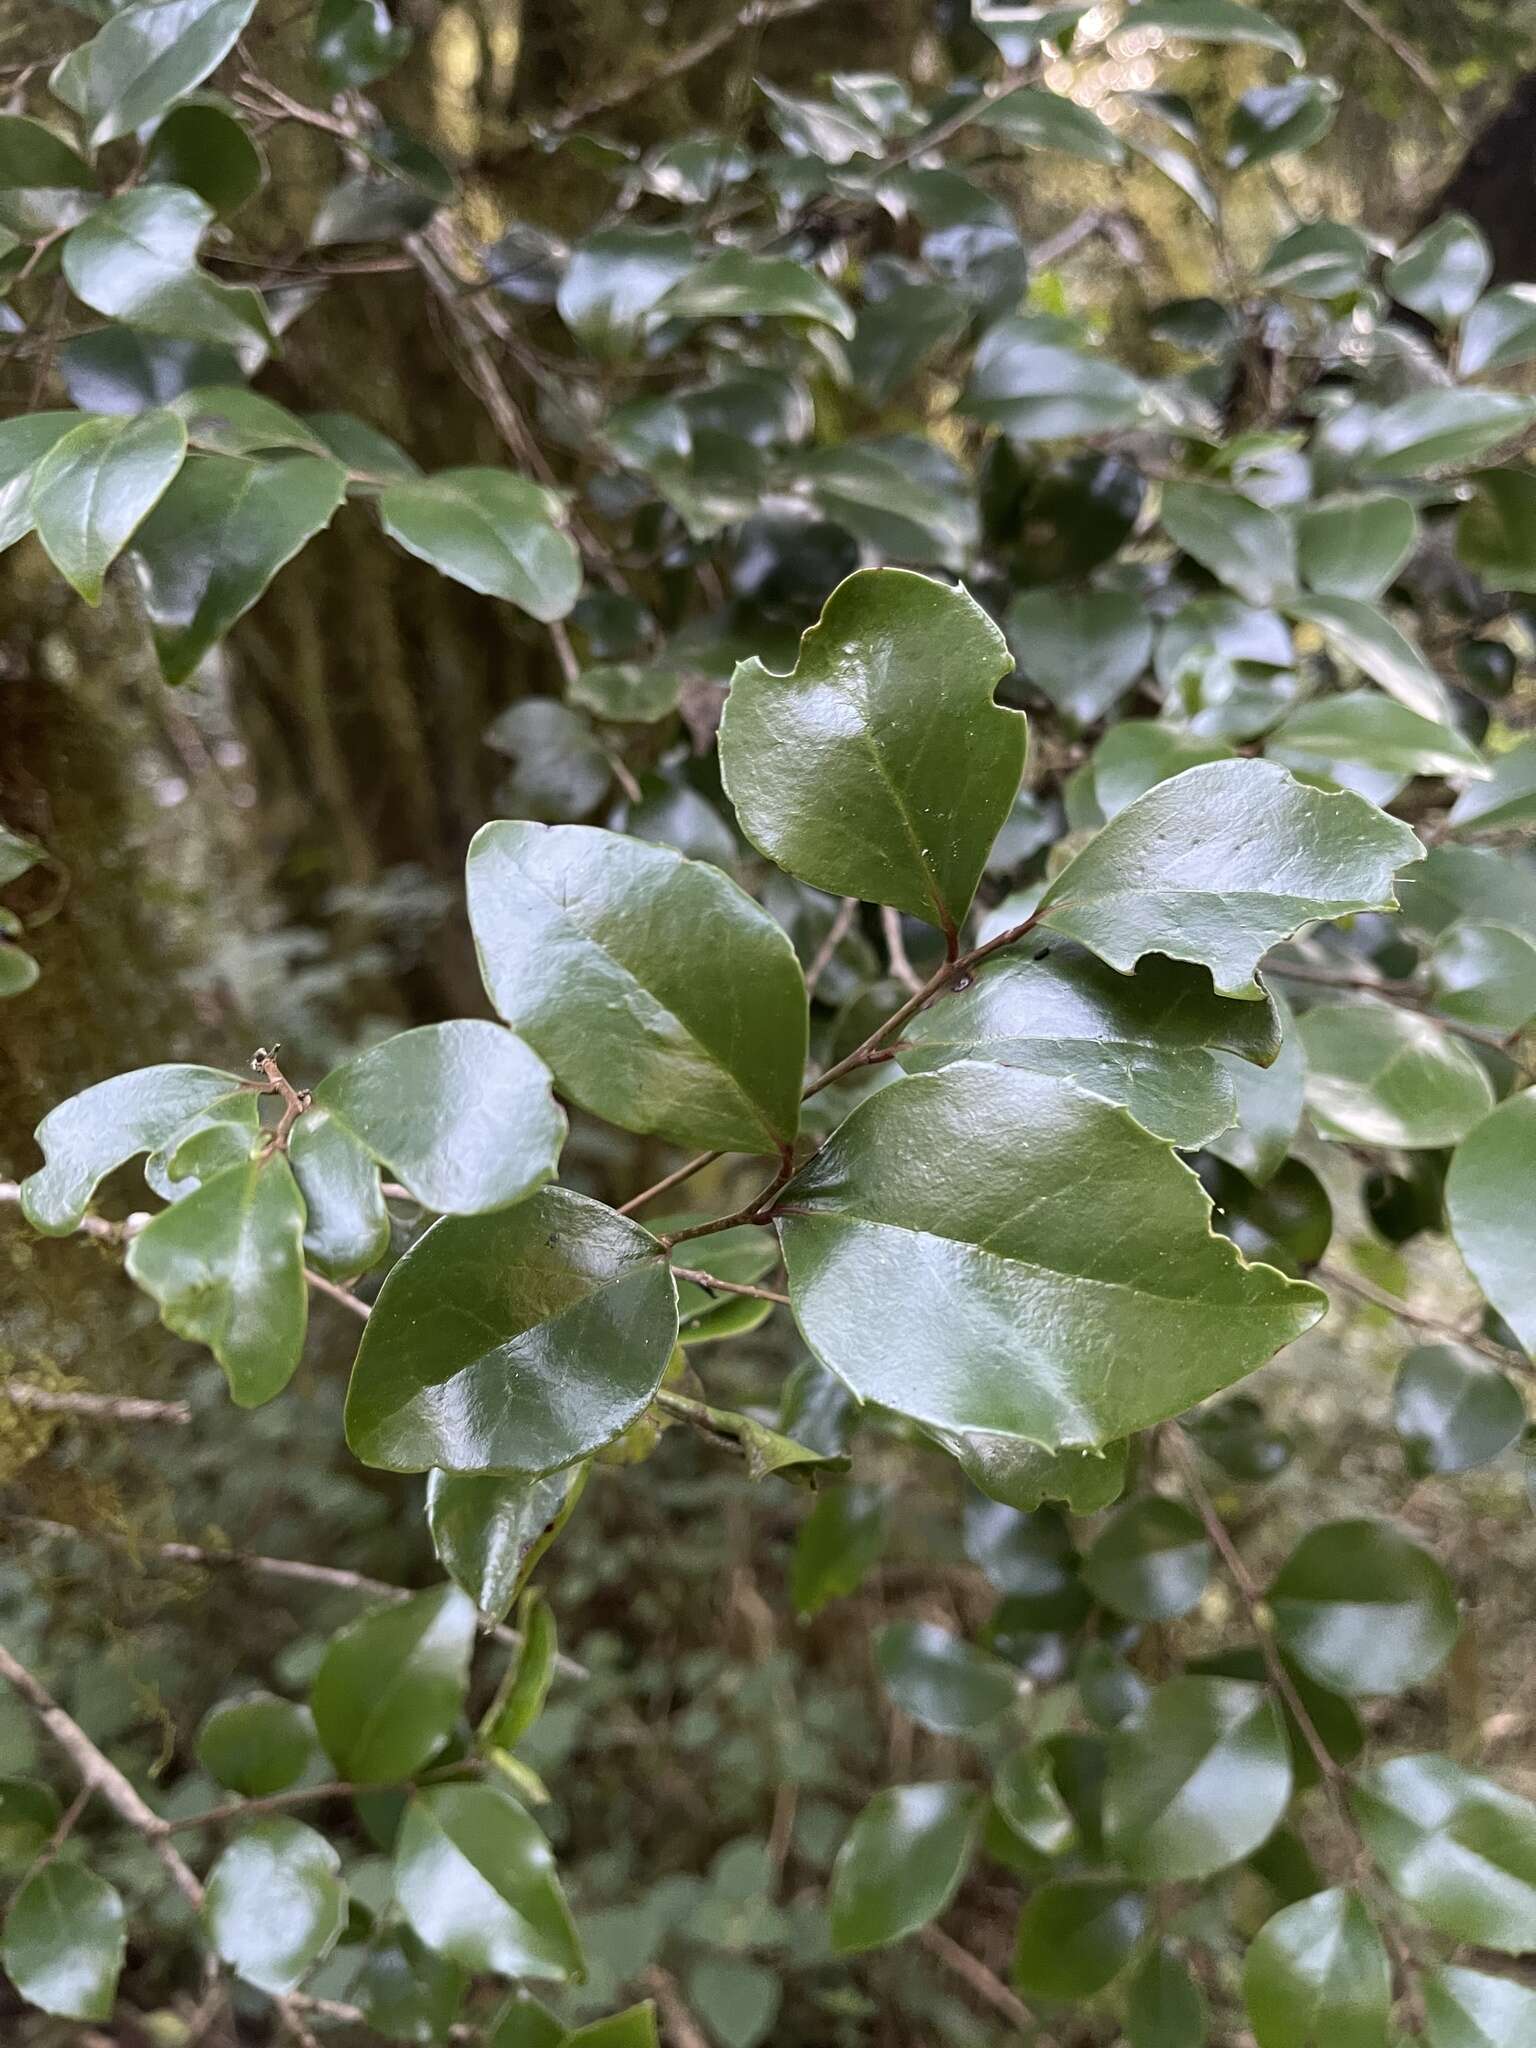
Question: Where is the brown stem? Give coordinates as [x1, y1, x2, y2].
[618, 1150, 723, 1218]
[881, 904, 925, 995]
[657, 1151, 795, 1250]
[804, 896, 858, 997]
[917, 1924, 1048, 2039]
[1266, 961, 1535, 1077]
[3, 1380, 191, 1424]
[668, 1266, 790, 1307]
[1319, 1261, 1523, 1370]
[166, 1780, 360, 1834]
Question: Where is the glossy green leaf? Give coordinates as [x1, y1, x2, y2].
[145, 97, 265, 215]
[1447, 1091, 1536, 1355]
[1450, 735, 1536, 831]
[394, 1784, 582, 1979]
[686, 1957, 777, 2048]
[658, 1392, 846, 1484]
[1270, 693, 1484, 798]
[1126, 0, 1302, 62]
[1423, 1964, 1536, 2048]
[1012, 1881, 1145, 1999]
[848, 278, 965, 402]
[286, 1107, 389, 1279]
[1297, 495, 1418, 601]
[1208, 1154, 1332, 1274]
[1243, 1888, 1389, 2048]
[130, 452, 348, 684]
[1360, 391, 1536, 477]
[1127, 1944, 1208, 2048]
[196, 1692, 318, 1797]
[993, 1749, 1075, 1856]
[1460, 285, 1536, 377]
[1269, 1518, 1458, 1695]
[798, 438, 976, 570]
[1399, 844, 1536, 944]
[0, 1782, 60, 1870]
[978, 86, 1125, 164]
[901, 943, 1282, 1148]
[1225, 78, 1338, 172]
[29, 407, 186, 604]
[426, 1468, 574, 1624]
[1084, 1497, 1212, 1621]
[355, 1929, 465, 2043]
[828, 1783, 981, 1952]
[314, 0, 412, 89]
[468, 821, 805, 1156]
[378, 469, 581, 622]
[345, 1190, 679, 1475]
[169, 386, 325, 458]
[1461, 469, 1536, 607]
[204, 1818, 346, 1994]
[1005, 586, 1152, 726]
[1299, 1000, 1494, 1149]
[0, 116, 95, 238]
[790, 1483, 887, 1616]
[557, 229, 694, 356]
[1037, 758, 1423, 998]
[938, 1430, 1128, 1513]
[1387, 215, 1491, 331]
[0, 414, 79, 554]
[1, 1864, 125, 2022]
[779, 1065, 1323, 1450]
[1394, 1345, 1524, 1477]
[657, 250, 854, 339]
[1092, 722, 1235, 817]
[313, 1019, 564, 1216]
[1285, 595, 1451, 723]
[63, 187, 272, 350]
[876, 1621, 1018, 1735]
[1105, 1676, 1291, 1880]
[310, 1584, 475, 1783]
[1162, 481, 1297, 607]
[566, 2009, 660, 2048]
[485, 1591, 560, 1748]
[50, 0, 258, 149]
[1429, 923, 1536, 1033]
[20, 1061, 247, 1232]
[1353, 1754, 1536, 1951]
[124, 1154, 308, 1407]
[1207, 990, 1306, 1184]
[1260, 221, 1371, 299]
[963, 321, 1147, 440]
[567, 662, 683, 724]
[720, 568, 1023, 937]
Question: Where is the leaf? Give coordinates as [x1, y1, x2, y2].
[1104, 1677, 1291, 1881]
[63, 187, 273, 350]
[1161, 481, 1297, 607]
[1092, 723, 1234, 817]
[313, 1019, 564, 1216]
[20, 1061, 248, 1232]
[1037, 758, 1423, 998]
[355, 1930, 465, 2043]
[286, 1107, 389, 1279]
[1243, 1889, 1390, 2048]
[777, 1065, 1323, 1451]
[129, 452, 348, 684]
[196, 1692, 318, 1796]
[875, 1621, 1018, 1735]
[686, 1956, 779, 2048]
[1460, 285, 1536, 377]
[828, 1783, 981, 1952]
[1353, 1754, 1536, 1951]
[938, 1430, 1128, 1513]
[1127, 1944, 1208, 2048]
[657, 1393, 848, 1485]
[468, 821, 805, 1157]
[1451, 735, 1536, 835]
[345, 1190, 679, 1475]
[1012, 1881, 1145, 1999]
[1447, 1092, 1536, 1356]
[1387, 215, 1491, 331]
[124, 1154, 307, 1405]
[145, 97, 266, 216]
[1423, 1965, 1536, 2048]
[485, 1592, 560, 1747]
[657, 250, 854, 339]
[310, 1584, 475, 1783]
[963, 322, 1147, 440]
[1399, 844, 1536, 945]
[378, 469, 581, 622]
[1225, 78, 1338, 172]
[720, 568, 1023, 937]
[797, 437, 977, 570]
[1297, 494, 1418, 601]
[29, 407, 186, 604]
[1269, 693, 1484, 797]
[1284, 595, 1452, 724]
[426, 1468, 575, 1624]
[790, 1482, 887, 1617]
[1394, 1345, 1524, 1477]
[1299, 1000, 1494, 1150]
[1, 1864, 125, 2021]
[993, 1749, 1075, 1856]
[393, 1784, 582, 1979]
[566, 2010, 660, 2048]
[0, 1782, 60, 1870]
[203, 1818, 346, 1994]
[0, 116, 95, 238]
[1207, 990, 1306, 1185]
[1429, 923, 1536, 1033]
[1125, 0, 1303, 63]
[314, 0, 412, 89]
[1083, 1498, 1211, 1621]
[1269, 1518, 1458, 1695]
[1458, 471, 1536, 596]
[557, 229, 695, 357]
[0, 414, 79, 554]
[978, 86, 1125, 164]
[1005, 586, 1152, 726]
[485, 699, 610, 822]
[1359, 391, 1536, 477]
[50, 0, 258, 149]
[1260, 221, 1371, 299]
[901, 943, 1282, 1149]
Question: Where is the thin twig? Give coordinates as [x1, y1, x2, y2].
[880, 905, 925, 995]
[304, 1268, 371, 1319]
[669, 1266, 790, 1307]
[618, 1150, 723, 1217]
[166, 1780, 359, 1834]
[1319, 1262, 1523, 1370]
[804, 896, 858, 997]
[1337, 0, 1463, 133]
[2, 1380, 191, 1424]
[918, 1924, 1047, 2038]
[640, 1967, 709, 2048]
[1266, 960, 1534, 1076]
